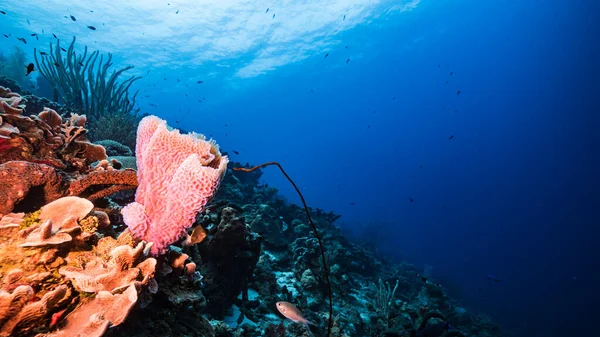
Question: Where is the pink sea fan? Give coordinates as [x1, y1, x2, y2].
[121, 116, 228, 255]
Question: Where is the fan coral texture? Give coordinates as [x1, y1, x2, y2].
[122, 116, 228, 255]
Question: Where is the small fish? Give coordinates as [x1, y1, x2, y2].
[60, 47, 66, 52]
[27, 20, 30, 25]
[90, 10, 94, 13]
[78, 61, 84, 67]
[233, 150, 239, 155]
[367, 125, 370, 129]
[310, 89, 314, 93]
[0, 11, 6, 15]
[438, 64, 440, 68]
[409, 197, 414, 203]
[419, 164, 423, 169]
[456, 90, 461, 95]
[197, 80, 203, 84]
[349, 202, 355, 205]
[176, 10, 179, 14]
[146, 70, 150, 75]
[185, 225, 207, 246]
[185, 93, 188, 97]
[272, 13, 275, 18]
[25, 63, 35, 76]
[421, 276, 428, 283]
[343, 15, 346, 21]
[53, 33, 57, 38]
[177, 78, 180, 82]
[448, 135, 454, 140]
[324, 53, 329, 58]
[149, 103, 157, 107]
[450, 71, 453, 76]
[346, 58, 350, 64]
[444, 80, 448, 84]
[164, 77, 166, 81]
[17, 37, 26, 44]
[70, 15, 76, 21]
[31, 33, 37, 36]
[392, 96, 396, 100]
[344, 45, 348, 49]
[53, 62, 60, 67]
[3, 34, 9, 38]
[266, 8, 269, 13]
[276, 302, 317, 336]
[87, 26, 96, 30]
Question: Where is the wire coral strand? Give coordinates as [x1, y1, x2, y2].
[233, 162, 333, 337]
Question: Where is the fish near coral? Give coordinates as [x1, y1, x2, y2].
[276, 301, 317, 336]
[25, 63, 35, 76]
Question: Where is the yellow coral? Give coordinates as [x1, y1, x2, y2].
[20, 210, 41, 229]
[79, 215, 99, 233]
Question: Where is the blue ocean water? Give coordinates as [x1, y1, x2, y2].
[1, 1, 598, 336]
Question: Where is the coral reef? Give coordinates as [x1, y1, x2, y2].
[0, 196, 156, 337]
[0, 88, 139, 217]
[34, 37, 142, 149]
[0, 85, 505, 337]
[0, 86, 105, 171]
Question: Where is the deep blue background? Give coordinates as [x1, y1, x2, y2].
[192, 1, 598, 336]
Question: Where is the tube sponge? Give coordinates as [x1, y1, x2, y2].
[122, 116, 228, 255]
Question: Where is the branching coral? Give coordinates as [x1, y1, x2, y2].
[34, 37, 141, 148]
[33, 37, 140, 122]
[121, 116, 228, 255]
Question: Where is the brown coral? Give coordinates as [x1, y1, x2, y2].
[38, 196, 94, 232]
[0, 285, 69, 336]
[0, 87, 106, 172]
[18, 220, 73, 247]
[59, 242, 156, 294]
[0, 86, 24, 115]
[0, 196, 156, 336]
[0, 161, 138, 217]
[45, 284, 138, 337]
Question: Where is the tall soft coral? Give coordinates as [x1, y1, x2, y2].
[122, 116, 228, 255]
